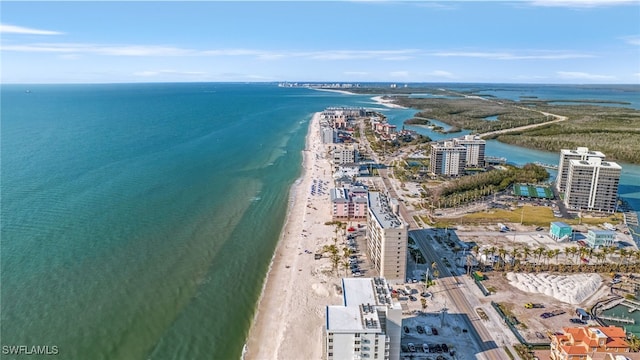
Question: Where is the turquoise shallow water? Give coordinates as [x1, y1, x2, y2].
[2, 83, 639, 358]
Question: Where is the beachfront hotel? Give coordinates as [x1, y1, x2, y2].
[453, 135, 486, 168]
[324, 277, 402, 360]
[429, 141, 467, 176]
[366, 192, 408, 282]
[557, 147, 606, 193]
[564, 157, 621, 213]
[330, 186, 368, 221]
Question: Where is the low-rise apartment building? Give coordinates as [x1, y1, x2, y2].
[331, 186, 368, 221]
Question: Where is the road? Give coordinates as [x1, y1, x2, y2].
[440, 88, 569, 140]
[478, 110, 567, 139]
[408, 230, 511, 360]
[358, 118, 511, 360]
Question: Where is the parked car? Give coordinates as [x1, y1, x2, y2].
[442, 344, 449, 353]
[409, 295, 417, 302]
[404, 326, 410, 334]
[417, 325, 425, 334]
[407, 343, 416, 352]
[431, 327, 438, 335]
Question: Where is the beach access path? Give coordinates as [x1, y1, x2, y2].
[244, 112, 344, 360]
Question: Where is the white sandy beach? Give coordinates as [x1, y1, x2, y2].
[371, 95, 408, 109]
[244, 112, 347, 360]
[506, 272, 603, 305]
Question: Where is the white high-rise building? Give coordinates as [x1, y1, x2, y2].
[429, 141, 467, 176]
[565, 158, 621, 213]
[325, 277, 402, 360]
[557, 147, 606, 193]
[454, 135, 486, 168]
[366, 192, 407, 282]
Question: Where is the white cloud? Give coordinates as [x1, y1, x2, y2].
[432, 51, 593, 60]
[0, 24, 63, 35]
[2, 43, 193, 56]
[303, 49, 418, 60]
[1, 43, 420, 63]
[528, 0, 637, 8]
[622, 35, 640, 46]
[557, 71, 615, 80]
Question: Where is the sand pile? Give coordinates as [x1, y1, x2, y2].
[506, 273, 602, 304]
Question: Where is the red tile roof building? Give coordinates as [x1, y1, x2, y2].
[551, 326, 630, 360]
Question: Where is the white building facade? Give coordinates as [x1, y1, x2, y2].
[325, 277, 402, 360]
[556, 147, 606, 193]
[564, 158, 621, 213]
[429, 141, 467, 176]
[453, 135, 486, 168]
[366, 192, 407, 282]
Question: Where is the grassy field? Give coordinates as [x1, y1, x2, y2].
[444, 205, 621, 227]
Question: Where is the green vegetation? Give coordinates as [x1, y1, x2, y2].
[427, 164, 549, 208]
[495, 110, 640, 164]
[403, 117, 431, 125]
[345, 86, 640, 164]
[513, 344, 537, 360]
[394, 97, 550, 133]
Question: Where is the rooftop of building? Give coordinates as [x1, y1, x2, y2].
[570, 158, 622, 169]
[368, 192, 405, 229]
[551, 221, 571, 228]
[554, 326, 630, 353]
[588, 229, 616, 236]
[326, 305, 382, 333]
[326, 277, 397, 332]
[432, 141, 467, 150]
[342, 278, 393, 307]
[561, 147, 606, 157]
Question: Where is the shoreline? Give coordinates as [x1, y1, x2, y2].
[244, 112, 342, 360]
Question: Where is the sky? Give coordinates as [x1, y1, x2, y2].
[1, 1, 639, 84]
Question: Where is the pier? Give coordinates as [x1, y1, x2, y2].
[597, 314, 636, 324]
[620, 299, 640, 313]
[533, 161, 559, 170]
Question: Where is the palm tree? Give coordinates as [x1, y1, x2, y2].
[522, 246, 531, 265]
[533, 247, 546, 267]
[545, 250, 555, 268]
[553, 249, 561, 265]
[323, 244, 341, 275]
[481, 248, 491, 270]
[618, 248, 628, 272]
[563, 247, 575, 265]
[509, 247, 519, 265]
[498, 248, 508, 270]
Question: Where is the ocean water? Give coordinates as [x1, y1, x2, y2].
[0, 83, 367, 359]
[2, 83, 639, 359]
